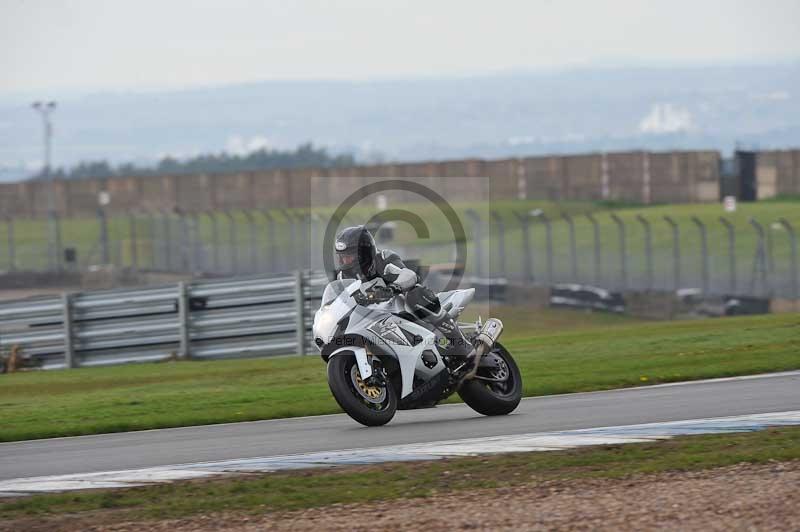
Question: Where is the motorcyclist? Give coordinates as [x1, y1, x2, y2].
[334, 225, 476, 360]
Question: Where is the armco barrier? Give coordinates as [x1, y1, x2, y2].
[0, 271, 328, 370]
[549, 283, 625, 313]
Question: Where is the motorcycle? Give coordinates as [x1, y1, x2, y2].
[312, 277, 523, 426]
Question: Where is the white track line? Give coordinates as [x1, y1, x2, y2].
[2, 410, 799, 496]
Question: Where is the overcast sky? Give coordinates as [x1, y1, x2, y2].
[1, 0, 799, 93]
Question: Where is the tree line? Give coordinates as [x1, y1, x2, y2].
[33, 143, 356, 180]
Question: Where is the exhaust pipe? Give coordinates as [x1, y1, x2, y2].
[464, 318, 503, 380]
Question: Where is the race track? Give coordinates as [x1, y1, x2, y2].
[2, 371, 799, 482]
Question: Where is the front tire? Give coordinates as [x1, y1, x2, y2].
[327, 355, 397, 426]
[458, 342, 522, 416]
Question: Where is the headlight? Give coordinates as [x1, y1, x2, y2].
[313, 311, 339, 344]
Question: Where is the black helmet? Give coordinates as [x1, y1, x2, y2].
[334, 225, 377, 278]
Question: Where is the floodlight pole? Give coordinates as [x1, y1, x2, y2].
[32, 101, 57, 209]
[32, 101, 59, 270]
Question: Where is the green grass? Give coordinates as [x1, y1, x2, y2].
[764, 194, 800, 203]
[1, 311, 798, 442]
[2, 425, 799, 524]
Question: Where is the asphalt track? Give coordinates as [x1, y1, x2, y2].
[1, 371, 799, 481]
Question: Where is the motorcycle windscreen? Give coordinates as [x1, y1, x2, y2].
[322, 278, 357, 305]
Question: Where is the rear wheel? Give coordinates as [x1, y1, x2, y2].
[458, 342, 522, 416]
[327, 355, 397, 426]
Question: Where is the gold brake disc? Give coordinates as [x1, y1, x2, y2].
[350, 364, 386, 403]
[354, 371, 382, 399]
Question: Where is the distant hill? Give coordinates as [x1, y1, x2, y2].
[1, 63, 798, 182]
[26, 143, 355, 181]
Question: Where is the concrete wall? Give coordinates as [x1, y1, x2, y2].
[756, 149, 800, 199]
[0, 149, 724, 218]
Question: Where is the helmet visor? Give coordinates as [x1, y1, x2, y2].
[334, 250, 358, 271]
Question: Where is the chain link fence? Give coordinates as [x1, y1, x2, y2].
[1, 205, 798, 300]
[460, 210, 798, 299]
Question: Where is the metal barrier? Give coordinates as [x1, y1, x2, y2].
[0, 271, 329, 370]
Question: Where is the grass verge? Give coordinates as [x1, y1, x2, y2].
[2, 426, 799, 522]
[0, 311, 798, 442]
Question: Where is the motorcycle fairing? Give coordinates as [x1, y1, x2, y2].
[437, 288, 475, 319]
[398, 364, 448, 409]
[344, 305, 439, 399]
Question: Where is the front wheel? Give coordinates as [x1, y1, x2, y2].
[458, 342, 522, 416]
[327, 355, 397, 426]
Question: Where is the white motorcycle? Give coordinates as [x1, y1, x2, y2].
[312, 278, 522, 426]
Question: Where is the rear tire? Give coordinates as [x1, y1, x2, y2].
[458, 342, 522, 416]
[327, 355, 397, 426]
